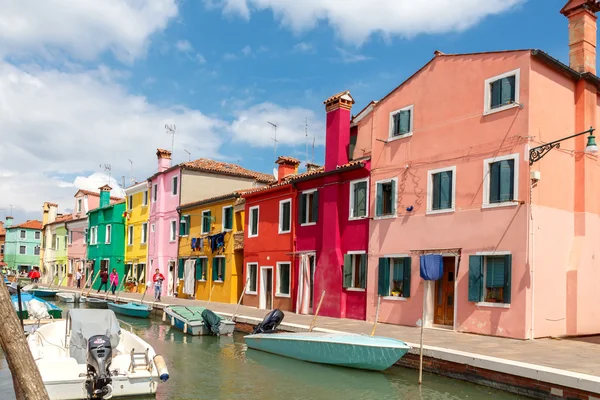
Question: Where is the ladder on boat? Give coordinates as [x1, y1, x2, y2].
[128, 348, 153, 372]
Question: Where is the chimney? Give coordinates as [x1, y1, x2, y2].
[99, 185, 112, 208]
[561, 0, 600, 74]
[42, 202, 58, 225]
[323, 90, 354, 172]
[156, 148, 172, 172]
[5, 216, 13, 228]
[306, 162, 321, 172]
[275, 156, 301, 183]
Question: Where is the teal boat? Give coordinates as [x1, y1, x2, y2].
[107, 302, 152, 318]
[244, 332, 410, 371]
[11, 293, 62, 319]
[30, 288, 59, 298]
[163, 306, 235, 336]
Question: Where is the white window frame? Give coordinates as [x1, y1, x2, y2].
[143, 190, 149, 207]
[172, 175, 178, 196]
[275, 261, 291, 297]
[426, 166, 457, 215]
[128, 225, 134, 246]
[151, 223, 155, 233]
[19, 245, 26, 255]
[474, 251, 512, 309]
[141, 223, 148, 244]
[84, 228, 89, 245]
[169, 220, 177, 242]
[346, 250, 367, 291]
[152, 184, 158, 202]
[374, 177, 398, 220]
[105, 224, 112, 244]
[388, 104, 414, 141]
[196, 256, 208, 281]
[20, 230, 26, 239]
[128, 195, 133, 210]
[55, 235, 60, 250]
[213, 256, 225, 282]
[278, 199, 292, 234]
[93, 227, 98, 245]
[300, 189, 317, 226]
[483, 68, 521, 116]
[34, 246, 40, 256]
[201, 210, 211, 234]
[382, 253, 411, 301]
[68, 230, 73, 245]
[34, 231, 41, 240]
[64, 235, 68, 249]
[248, 206, 259, 238]
[222, 206, 233, 231]
[246, 262, 258, 294]
[482, 153, 519, 209]
[349, 178, 369, 220]
[76, 198, 83, 213]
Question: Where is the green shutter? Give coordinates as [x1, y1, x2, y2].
[212, 259, 218, 281]
[489, 162, 500, 203]
[195, 258, 203, 280]
[486, 256, 505, 288]
[297, 194, 304, 224]
[186, 216, 190, 235]
[399, 109, 411, 134]
[390, 180, 396, 215]
[499, 159, 514, 202]
[432, 173, 441, 210]
[440, 171, 452, 209]
[299, 194, 306, 224]
[377, 258, 390, 296]
[393, 113, 401, 136]
[312, 191, 319, 223]
[503, 254, 512, 304]
[178, 259, 184, 279]
[343, 254, 352, 288]
[402, 257, 411, 298]
[225, 208, 232, 230]
[468, 255, 483, 302]
[376, 183, 383, 216]
[221, 258, 226, 281]
[358, 254, 366, 289]
[501, 76, 515, 105]
[349, 134, 357, 160]
[491, 80, 502, 108]
[251, 208, 258, 234]
[179, 216, 186, 236]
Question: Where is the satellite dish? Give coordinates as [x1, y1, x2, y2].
[273, 168, 278, 181]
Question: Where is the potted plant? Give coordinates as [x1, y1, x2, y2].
[391, 280, 403, 297]
[125, 277, 137, 292]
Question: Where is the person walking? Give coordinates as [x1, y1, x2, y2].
[109, 268, 119, 295]
[97, 268, 109, 293]
[152, 268, 165, 301]
[76, 268, 82, 289]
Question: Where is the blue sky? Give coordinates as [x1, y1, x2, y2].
[0, 0, 579, 222]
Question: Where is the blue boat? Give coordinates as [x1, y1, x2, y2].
[244, 332, 410, 371]
[11, 293, 62, 319]
[29, 288, 59, 298]
[107, 302, 152, 318]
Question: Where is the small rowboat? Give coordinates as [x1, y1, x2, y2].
[163, 306, 235, 336]
[107, 302, 152, 318]
[30, 288, 59, 298]
[11, 294, 62, 320]
[56, 292, 76, 303]
[86, 297, 108, 309]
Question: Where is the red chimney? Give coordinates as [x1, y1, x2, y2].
[275, 156, 300, 183]
[156, 148, 172, 172]
[561, 0, 600, 74]
[323, 91, 354, 172]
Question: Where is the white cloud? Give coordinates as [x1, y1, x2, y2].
[207, 0, 524, 44]
[175, 40, 193, 53]
[223, 44, 259, 61]
[229, 103, 324, 148]
[72, 173, 126, 198]
[334, 47, 371, 63]
[0, 0, 179, 62]
[293, 42, 315, 53]
[242, 45, 252, 57]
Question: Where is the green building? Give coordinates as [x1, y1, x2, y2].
[87, 185, 126, 290]
[4, 217, 43, 273]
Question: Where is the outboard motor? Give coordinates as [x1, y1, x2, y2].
[253, 309, 284, 334]
[85, 335, 113, 399]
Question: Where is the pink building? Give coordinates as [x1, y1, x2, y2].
[365, 0, 600, 339]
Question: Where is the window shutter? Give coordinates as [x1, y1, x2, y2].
[489, 162, 500, 203]
[501, 76, 515, 105]
[402, 257, 411, 298]
[393, 113, 401, 135]
[343, 254, 353, 288]
[377, 258, 390, 296]
[376, 183, 383, 216]
[186, 216, 190, 235]
[251, 209, 258, 234]
[298, 194, 305, 224]
[440, 171, 452, 209]
[358, 254, 367, 289]
[221, 258, 226, 281]
[390, 180, 397, 215]
[124, 264, 131, 278]
[179, 218, 185, 236]
[468, 255, 483, 302]
[503, 254, 512, 304]
[195, 259, 203, 280]
[399, 110, 410, 134]
[491, 80, 502, 108]
[432, 173, 441, 210]
[486, 257, 505, 288]
[178, 259, 184, 279]
[499, 159, 514, 202]
[226, 208, 232, 230]
[212, 259, 218, 281]
[312, 191, 319, 223]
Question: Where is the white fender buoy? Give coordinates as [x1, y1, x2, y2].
[183, 323, 187, 333]
[154, 355, 169, 382]
[171, 317, 174, 326]
[162, 311, 166, 322]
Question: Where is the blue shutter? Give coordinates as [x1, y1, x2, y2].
[390, 180, 396, 215]
[432, 173, 441, 210]
[485, 257, 505, 288]
[178, 259, 184, 279]
[489, 162, 500, 203]
[501, 76, 515, 105]
[343, 254, 353, 288]
[491, 80, 502, 108]
[440, 171, 452, 209]
[468, 255, 483, 302]
[499, 159, 514, 202]
[503, 254, 512, 304]
[402, 257, 411, 298]
[399, 110, 411, 134]
[358, 254, 366, 289]
[312, 191, 319, 223]
[376, 183, 383, 216]
[378, 258, 390, 296]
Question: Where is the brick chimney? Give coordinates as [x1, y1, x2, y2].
[561, 0, 600, 74]
[99, 185, 112, 208]
[5, 216, 13, 228]
[323, 90, 354, 172]
[275, 156, 300, 183]
[156, 148, 172, 172]
[306, 162, 321, 172]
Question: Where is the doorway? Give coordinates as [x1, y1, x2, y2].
[434, 256, 456, 327]
[168, 261, 175, 296]
[260, 267, 273, 310]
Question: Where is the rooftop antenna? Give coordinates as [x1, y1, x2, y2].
[184, 149, 191, 162]
[312, 130, 316, 164]
[165, 124, 176, 156]
[9, 204, 13, 216]
[100, 164, 112, 185]
[128, 159, 135, 185]
[305, 117, 309, 169]
[268, 121, 278, 159]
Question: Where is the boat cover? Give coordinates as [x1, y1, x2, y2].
[68, 309, 121, 364]
[201, 309, 222, 335]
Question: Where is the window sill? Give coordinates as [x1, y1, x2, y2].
[387, 132, 413, 142]
[180, 235, 188, 238]
[483, 103, 520, 116]
[383, 296, 407, 301]
[245, 290, 258, 295]
[426, 208, 455, 215]
[482, 201, 519, 210]
[140, 242, 147, 246]
[201, 232, 210, 236]
[197, 279, 206, 282]
[476, 301, 510, 309]
[374, 215, 396, 220]
[223, 228, 233, 232]
[300, 222, 317, 227]
[349, 215, 368, 221]
[345, 287, 366, 292]
[278, 230, 291, 235]
[275, 293, 291, 298]
[248, 234, 258, 238]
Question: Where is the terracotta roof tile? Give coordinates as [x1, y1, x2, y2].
[0, 222, 5, 236]
[75, 189, 123, 201]
[324, 90, 354, 104]
[47, 214, 73, 226]
[11, 220, 43, 230]
[181, 158, 275, 184]
[276, 156, 301, 165]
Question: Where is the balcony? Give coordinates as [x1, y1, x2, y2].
[233, 231, 244, 251]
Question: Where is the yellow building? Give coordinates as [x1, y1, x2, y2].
[177, 191, 245, 304]
[124, 181, 150, 293]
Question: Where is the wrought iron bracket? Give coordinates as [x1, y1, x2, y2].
[528, 127, 595, 166]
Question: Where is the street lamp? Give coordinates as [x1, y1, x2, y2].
[529, 126, 597, 166]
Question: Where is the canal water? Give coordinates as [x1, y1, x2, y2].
[1, 302, 527, 400]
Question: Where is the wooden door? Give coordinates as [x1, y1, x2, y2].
[434, 257, 455, 326]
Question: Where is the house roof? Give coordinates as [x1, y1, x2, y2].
[0, 222, 5, 236]
[276, 156, 301, 165]
[10, 220, 43, 230]
[74, 189, 123, 201]
[46, 214, 73, 226]
[178, 189, 252, 211]
[181, 158, 275, 184]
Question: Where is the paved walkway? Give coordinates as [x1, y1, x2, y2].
[74, 289, 600, 378]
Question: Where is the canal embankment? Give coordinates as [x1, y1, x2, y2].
[66, 289, 600, 400]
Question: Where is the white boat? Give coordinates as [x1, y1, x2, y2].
[56, 292, 75, 303]
[28, 309, 170, 399]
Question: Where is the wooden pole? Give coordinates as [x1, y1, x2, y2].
[85, 270, 101, 297]
[308, 290, 325, 332]
[232, 278, 250, 322]
[419, 283, 426, 385]
[79, 273, 92, 296]
[0, 274, 50, 400]
[114, 279, 125, 303]
[139, 283, 149, 304]
[370, 295, 381, 336]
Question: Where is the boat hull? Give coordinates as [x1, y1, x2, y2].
[42, 374, 158, 400]
[244, 332, 410, 371]
[86, 298, 108, 309]
[163, 307, 235, 336]
[107, 302, 152, 318]
[56, 293, 75, 303]
[31, 289, 59, 298]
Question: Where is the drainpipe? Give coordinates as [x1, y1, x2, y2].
[529, 179, 535, 340]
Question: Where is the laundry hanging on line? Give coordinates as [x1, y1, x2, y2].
[209, 232, 226, 253]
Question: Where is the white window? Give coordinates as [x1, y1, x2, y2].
[248, 206, 259, 238]
[152, 184, 158, 202]
[299, 190, 318, 225]
[34, 231, 41, 240]
[19, 246, 26, 255]
[34, 246, 40, 256]
[482, 153, 519, 209]
[128, 195, 133, 210]
[170, 220, 176, 241]
[276, 262, 291, 297]
[143, 190, 149, 206]
[105, 224, 112, 244]
[128, 225, 134, 246]
[20, 230, 26, 239]
[141, 223, 148, 244]
[68, 230, 73, 244]
[389, 104, 414, 140]
[469, 252, 512, 306]
[201, 210, 211, 234]
[151, 223, 155, 232]
[222, 206, 233, 231]
[76, 198, 83, 213]
[246, 263, 258, 294]
[64, 235, 67, 249]
[213, 257, 225, 282]
[427, 166, 456, 214]
[172, 176, 178, 196]
[279, 199, 292, 234]
[90, 226, 98, 245]
[349, 178, 369, 219]
[375, 178, 397, 218]
[343, 252, 367, 290]
[54, 234, 59, 250]
[484, 69, 520, 115]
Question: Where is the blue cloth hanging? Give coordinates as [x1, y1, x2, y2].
[191, 238, 197, 250]
[420, 254, 443, 281]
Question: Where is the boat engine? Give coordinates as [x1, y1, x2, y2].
[252, 309, 284, 334]
[85, 335, 113, 399]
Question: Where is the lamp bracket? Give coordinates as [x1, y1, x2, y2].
[529, 142, 561, 166]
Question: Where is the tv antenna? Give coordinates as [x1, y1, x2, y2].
[128, 159, 135, 185]
[312, 130, 316, 164]
[165, 124, 176, 155]
[184, 149, 191, 162]
[305, 117, 309, 167]
[100, 164, 112, 185]
[268, 121, 278, 159]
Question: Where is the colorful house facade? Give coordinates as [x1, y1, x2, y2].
[363, 0, 600, 339]
[177, 191, 246, 304]
[87, 185, 126, 290]
[125, 181, 150, 293]
[4, 217, 42, 273]
[0, 221, 6, 268]
[40, 202, 73, 286]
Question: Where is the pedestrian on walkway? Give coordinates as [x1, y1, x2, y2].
[76, 268, 82, 289]
[152, 268, 165, 301]
[109, 268, 119, 295]
[97, 268, 109, 293]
